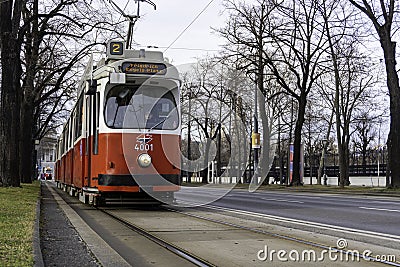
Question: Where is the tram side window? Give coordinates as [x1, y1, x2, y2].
[66, 122, 69, 151]
[60, 133, 64, 155]
[71, 111, 76, 144]
[57, 141, 61, 159]
[56, 143, 59, 160]
[74, 95, 83, 141]
[69, 118, 73, 149]
[63, 127, 67, 154]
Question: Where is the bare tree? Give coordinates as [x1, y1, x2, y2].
[353, 112, 379, 172]
[318, 0, 387, 187]
[181, 56, 253, 183]
[332, 42, 378, 187]
[217, 0, 288, 184]
[303, 92, 332, 185]
[19, 0, 120, 183]
[181, 58, 228, 183]
[349, 0, 400, 187]
[238, 0, 329, 186]
[1, 0, 125, 186]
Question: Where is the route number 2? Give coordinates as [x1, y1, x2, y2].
[110, 42, 123, 55]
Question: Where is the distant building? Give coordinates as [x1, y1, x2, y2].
[37, 135, 57, 180]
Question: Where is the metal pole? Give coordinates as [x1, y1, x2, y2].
[229, 98, 233, 184]
[187, 92, 191, 183]
[378, 121, 381, 186]
[207, 161, 210, 183]
[253, 74, 259, 184]
[278, 115, 282, 184]
[323, 140, 327, 186]
[211, 161, 215, 184]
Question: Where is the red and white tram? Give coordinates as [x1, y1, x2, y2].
[55, 41, 181, 205]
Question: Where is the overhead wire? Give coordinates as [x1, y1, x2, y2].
[148, 46, 219, 52]
[108, 0, 131, 41]
[105, 0, 218, 52]
[106, 0, 129, 17]
[163, 0, 216, 53]
[118, 0, 131, 22]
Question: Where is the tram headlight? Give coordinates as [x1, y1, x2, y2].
[137, 153, 152, 168]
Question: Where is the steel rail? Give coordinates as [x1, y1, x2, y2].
[98, 208, 215, 267]
[166, 206, 400, 267]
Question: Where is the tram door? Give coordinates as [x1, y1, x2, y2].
[85, 95, 91, 187]
[85, 92, 100, 188]
[72, 96, 85, 188]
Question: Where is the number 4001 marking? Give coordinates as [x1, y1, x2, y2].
[135, 143, 154, 151]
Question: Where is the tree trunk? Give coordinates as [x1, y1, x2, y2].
[386, 136, 391, 188]
[0, 36, 22, 187]
[338, 145, 346, 188]
[381, 38, 400, 188]
[19, 0, 39, 184]
[20, 102, 35, 183]
[317, 110, 334, 185]
[349, 0, 400, 189]
[344, 145, 350, 186]
[292, 95, 306, 186]
[258, 95, 271, 184]
[0, 0, 24, 187]
[337, 139, 350, 188]
[201, 129, 211, 184]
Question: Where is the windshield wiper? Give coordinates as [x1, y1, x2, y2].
[111, 106, 120, 127]
[148, 115, 169, 131]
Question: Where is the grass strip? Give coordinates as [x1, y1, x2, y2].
[0, 181, 40, 267]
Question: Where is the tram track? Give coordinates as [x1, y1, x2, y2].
[97, 203, 399, 267]
[98, 207, 215, 267]
[165, 205, 400, 267]
[49, 180, 399, 266]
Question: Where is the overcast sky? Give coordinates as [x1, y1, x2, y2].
[113, 0, 227, 65]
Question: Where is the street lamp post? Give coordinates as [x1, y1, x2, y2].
[252, 74, 260, 184]
[323, 139, 328, 186]
[186, 91, 192, 183]
[310, 147, 313, 185]
[377, 146, 380, 187]
[377, 120, 381, 186]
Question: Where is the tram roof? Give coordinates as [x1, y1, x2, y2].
[78, 43, 180, 96]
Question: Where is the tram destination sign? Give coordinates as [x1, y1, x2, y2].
[121, 62, 167, 75]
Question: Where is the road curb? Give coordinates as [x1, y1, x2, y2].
[33, 181, 44, 267]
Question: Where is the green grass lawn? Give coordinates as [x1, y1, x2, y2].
[0, 181, 40, 267]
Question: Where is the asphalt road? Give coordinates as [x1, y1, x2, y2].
[175, 187, 400, 238]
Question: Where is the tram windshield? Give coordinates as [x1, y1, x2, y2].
[105, 85, 179, 130]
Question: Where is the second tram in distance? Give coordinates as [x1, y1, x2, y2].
[55, 41, 181, 205]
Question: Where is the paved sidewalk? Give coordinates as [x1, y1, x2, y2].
[39, 181, 100, 266]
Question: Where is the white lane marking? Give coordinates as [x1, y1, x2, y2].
[199, 204, 400, 242]
[260, 198, 304, 204]
[359, 206, 400, 213]
[180, 188, 400, 205]
[178, 193, 306, 204]
[371, 201, 400, 205]
[279, 195, 322, 200]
